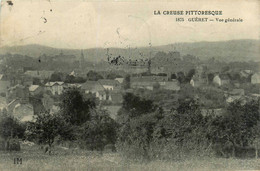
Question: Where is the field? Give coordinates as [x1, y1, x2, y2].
[1, 143, 260, 171]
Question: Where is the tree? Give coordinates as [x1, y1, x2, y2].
[50, 72, 63, 82]
[207, 99, 260, 158]
[64, 75, 75, 83]
[186, 69, 196, 82]
[0, 111, 25, 141]
[177, 72, 186, 84]
[59, 88, 96, 125]
[122, 74, 131, 90]
[87, 70, 104, 81]
[33, 78, 42, 85]
[80, 109, 118, 152]
[252, 121, 260, 159]
[106, 73, 122, 80]
[26, 112, 64, 154]
[153, 82, 160, 91]
[120, 92, 157, 119]
[207, 73, 215, 84]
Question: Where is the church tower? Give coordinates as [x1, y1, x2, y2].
[80, 50, 85, 69]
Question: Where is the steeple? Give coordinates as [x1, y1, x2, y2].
[80, 50, 85, 69]
[81, 50, 84, 61]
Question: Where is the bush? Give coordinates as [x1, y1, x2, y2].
[7, 138, 21, 151]
[0, 138, 20, 151]
[80, 109, 118, 151]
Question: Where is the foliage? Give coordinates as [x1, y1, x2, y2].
[59, 88, 96, 125]
[87, 70, 104, 81]
[118, 92, 157, 121]
[80, 109, 118, 151]
[0, 111, 25, 140]
[26, 112, 66, 149]
[122, 74, 131, 90]
[153, 82, 160, 90]
[186, 68, 196, 82]
[106, 73, 122, 80]
[64, 75, 86, 83]
[50, 72, 64, 82]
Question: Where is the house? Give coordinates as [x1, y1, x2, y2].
[0, 74, 11, 95]
[226, 89, 245, 103]
[20, 115, 35, 122]
[190, 76, 205, 87]
[131, 76, 168, 90]
[213, 75, 221, 86]
[81, 81, 107, 101]
[115, 78, 124, 84]
[6, 85, 29, 103]
[21, 75, 33, 86]
[240, 70, 253, 78]
[29, 85, 42, 96]
[7, 99, 20, 113]
[45, 82, 64, 95]
[151, 66, 165, 75]
[12, 103, 34, 122]
[98, 79, 120, 91]
[190, 79, 195, 87]
[251, 73, 260, 84]
[219, 74, 230, 85]
[131, 81, 154, 90]
[162, 80, 180, 91]
[0, 97, 7, 111]
[66, 83, 82, 89]
[226, 96, 243, 103]
[0, 80, 10, 95]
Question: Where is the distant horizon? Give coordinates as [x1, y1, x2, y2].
[1, 38, 259, 50]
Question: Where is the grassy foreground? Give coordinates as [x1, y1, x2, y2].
[0, 144, 260, 171]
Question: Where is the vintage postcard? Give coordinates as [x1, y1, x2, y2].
[0, 0, 259, 170]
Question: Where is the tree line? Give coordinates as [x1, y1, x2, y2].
[0, 88, 260, 160]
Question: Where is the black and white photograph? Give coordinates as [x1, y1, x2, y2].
[0, 0, 259, 170]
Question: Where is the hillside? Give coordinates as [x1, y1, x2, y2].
[0, 39, 259, 62]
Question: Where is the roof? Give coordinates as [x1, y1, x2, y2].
[21, 115, 35, 122]
[115, 78, 124, 84]
[8, 84, 25, 91]
[252, 72, 260, 77]
[24, 70, 54, 79]
[226, 96, 242, 103]
[29, 85, 39, 92]
[131, 81, 155, 87]
[98, 79, 120, 86]
[45, 82, 64, 87]
[240, 70, 253, 77]
[0, 97, 7, 110]
[162, 81, 180, 91]
[70, 71, 76, 76]
[66, 83, 82, 88]
[131, 76, 168, 83]
[81, 81, 104, 92]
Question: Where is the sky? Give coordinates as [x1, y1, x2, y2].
[0, 0, 259, 49]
